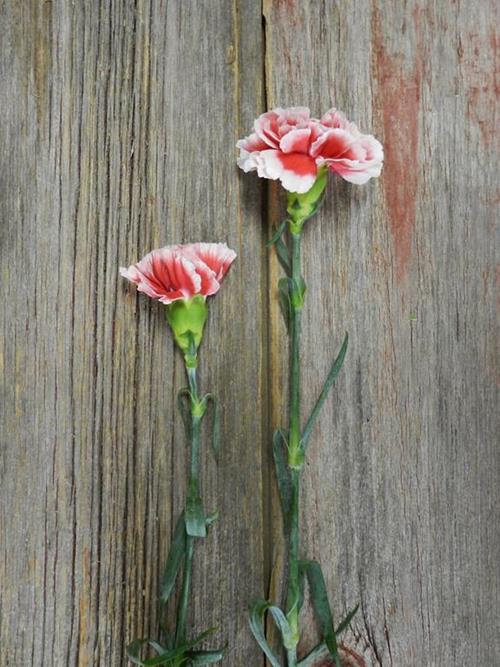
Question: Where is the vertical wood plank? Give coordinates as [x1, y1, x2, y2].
[0, 1, 265, 665]
[263, 0, 499, 665]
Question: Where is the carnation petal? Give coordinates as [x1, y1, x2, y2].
[120, 247, 201, 304]
[279, 128, 312, 154]
[178, 242, 237, 296]
[311, 128, 359, 160]
[253, 110, 281, 148]
[254, 149, 318, 193]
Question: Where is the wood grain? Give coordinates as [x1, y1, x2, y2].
[1, 1, 265, 665]
[1, 1, 498, 666]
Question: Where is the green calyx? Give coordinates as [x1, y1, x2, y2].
[165, 295, 208, 362]
[287, 167, 328, 233]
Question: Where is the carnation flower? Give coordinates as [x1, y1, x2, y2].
[120, 242, 236, 305]
[237, 106, 383, 192]
[121, 242, 236, 354]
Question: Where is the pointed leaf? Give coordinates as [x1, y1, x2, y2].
[267, 219, 287, 247]
[141, 648, 185, 666]
[272, 429, 291, 531]
[275, 235, 291, 275]
[188, 627, 219, 647]
[159, 513, 187, 604]
[127, 639, 176, 666]
[334, 603, 359, 635]
[188, 647, 227, 664]
[278, 277, 291, 332]
[301, 560, 340, 666]
[301, 333, 348, 451]
[297, 604, 359, 666]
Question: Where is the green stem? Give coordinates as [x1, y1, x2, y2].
[286, 230, 304, 667]
[175, 534, 194, 646]
[175, 361, 201, 647]
[288, 231, 303, 465]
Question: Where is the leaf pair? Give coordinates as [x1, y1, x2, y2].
[248, 599, 295, 667]
[128, 626, 226, 666]
[177, 390, 221, 463]
[248, 593, 358, 667]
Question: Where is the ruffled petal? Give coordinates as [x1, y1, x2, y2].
[182, 242, 237, 282]
[253, 149, 318, 193]
[120, 247, 201, 304]
[253, 110, 281, 148]
[311, 128, 360, 160]
[279, 128, 312, 154]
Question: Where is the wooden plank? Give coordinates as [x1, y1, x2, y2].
[0, 2, 265, 665]
[263, 0, 499, 665]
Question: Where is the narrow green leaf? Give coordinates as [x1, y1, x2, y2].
[272, 429, 291, 531]
[177, 388, 192, 441]
[248, 599, 286, 667]
[188, 627, 219, 647]
[334, 604, 359, 636]
[297, 604, 359, 667]
[301, 560, 340, 666]
[127, 629, 220, 666]
[147, 640, 166, 655]
[267, 219, 287, 247]
[301, 332, 348, 451]
[278, 277, 291, 332]
[127, 639, 175, 667]
[141, 648, 184, 666]
[159, 513, 187, 604]
[185, 489, 206, 537]
[297, 642, 327, 667]
[275, 235, 291, 275]
[188, 647, 227, 664]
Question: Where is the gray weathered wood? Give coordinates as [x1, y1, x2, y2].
[1, 1, 498, 666]
[264, 1, 499, 665]
[1, 2, 265, 665]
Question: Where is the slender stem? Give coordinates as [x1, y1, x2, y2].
[288, 233, 302, 456]
[286, 230, 304, 667]
[286, 469, 300, 666]
[175, 534, 194, 646]
[175, 361, 201, 647]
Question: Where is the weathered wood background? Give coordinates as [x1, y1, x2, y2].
[1, 1, 498, 665]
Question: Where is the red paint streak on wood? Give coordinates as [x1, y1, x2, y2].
[372, 6, 423, 281]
